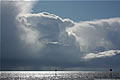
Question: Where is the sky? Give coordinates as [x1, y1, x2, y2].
[33, 1, 120, 21]
[1, 0, 120, 71]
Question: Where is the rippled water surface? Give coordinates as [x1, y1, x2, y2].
[1, 71, 120, 80]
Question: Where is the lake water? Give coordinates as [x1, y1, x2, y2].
[0, 71, 120, 80]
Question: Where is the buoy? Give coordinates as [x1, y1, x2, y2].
[110, 68, 112, 72]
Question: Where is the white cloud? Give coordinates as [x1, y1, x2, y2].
[17, 12, 75, 52]
[2, 0, 35, 13]
[67, 18, 120, 53]
[83, 50, 120, 60]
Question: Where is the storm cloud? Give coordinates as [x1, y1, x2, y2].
[1, 1, 120, 71]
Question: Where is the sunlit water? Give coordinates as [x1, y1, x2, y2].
[0, 71, 120, 80]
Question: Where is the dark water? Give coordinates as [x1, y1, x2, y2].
[0, 71, 120, 80]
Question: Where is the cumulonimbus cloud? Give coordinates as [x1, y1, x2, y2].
[17, 11, 120, 60]
[1, 0, 120, 70]
[3, 0, 120, 60]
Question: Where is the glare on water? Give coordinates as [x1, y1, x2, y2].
[0, 71, 120, 80]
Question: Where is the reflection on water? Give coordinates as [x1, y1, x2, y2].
[0, 71, 120, 80]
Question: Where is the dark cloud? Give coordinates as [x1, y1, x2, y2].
[1, 1, 35, 70]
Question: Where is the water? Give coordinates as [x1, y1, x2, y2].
[0, 71, 120, 80]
